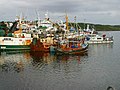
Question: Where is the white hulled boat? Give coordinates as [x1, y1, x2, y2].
[0, 32, 32, 51]
[0, 19, 33, 51]
[84, 25, 113, 44]
[85, 33, 113, 44]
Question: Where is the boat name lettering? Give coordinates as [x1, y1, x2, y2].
[19, 39, 22, 41]
[2, 38, 13, 41]
[1, 46, 6, 49]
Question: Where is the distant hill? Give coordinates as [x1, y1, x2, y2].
[94, 24, 120, 31]
[69, 22, 120, 31]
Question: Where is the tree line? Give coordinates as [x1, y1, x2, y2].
[69, 22, 120, 31]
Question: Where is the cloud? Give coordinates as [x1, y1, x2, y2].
[0, 0, 120, 24]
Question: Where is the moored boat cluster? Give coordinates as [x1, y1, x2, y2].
[0, 13, 113, 55]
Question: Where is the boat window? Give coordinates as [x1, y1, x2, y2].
[97, 38, 102, 39]
[3, 38, 12, 41]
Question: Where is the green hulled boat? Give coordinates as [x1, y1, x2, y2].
[0, 36, 32, 51]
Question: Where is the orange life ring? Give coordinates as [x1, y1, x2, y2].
[43, 43, 50, 49]
[25, 40, 31, 45]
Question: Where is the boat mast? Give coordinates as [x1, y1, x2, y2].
[74, 16, 78, 33]
[16, 14, 22, 32]
[65, 13, 69, 31]
[36, 10, 40, 27]
[84, 19, 86, 31]
[45, 11, 49, 20]
[19, 14, 22, 32]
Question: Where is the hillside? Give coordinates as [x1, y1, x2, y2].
[69, 23, 120, 31]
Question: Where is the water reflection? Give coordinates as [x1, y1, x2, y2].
[0, 32, 119, 90]
[0, 43, 112, 74]
[91, 43, 113, 49]
[0, 51, 31, 73]
[0, 50, 88, 73]
[25, 51, 57, 71]
[53, 54, 88, 73]
[88, 43, 113, 57]
[30, 51, 56, 64]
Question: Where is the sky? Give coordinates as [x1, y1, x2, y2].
[0, 0, 120, 25]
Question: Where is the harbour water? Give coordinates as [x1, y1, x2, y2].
[0, 31, 120, 90]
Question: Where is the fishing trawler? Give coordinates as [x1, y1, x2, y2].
[85, 34, 113, 44]
[0, 34, 32, 51]
[84, 25, 113, 44]
[0, 18, 33, 51]
[55, 37, 88, 55]
[30, 38, 52, 52]
[52, 13, 88, 55]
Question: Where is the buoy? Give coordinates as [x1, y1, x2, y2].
[107, 86, 115, 90]
[43, 43, 50, 49]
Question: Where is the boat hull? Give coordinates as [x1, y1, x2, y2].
[30, 38, 50, 52]
[0, 45, 30, 51]
[30, 45, 50, 52]
[85, 34, 113, 44]
[86, 40, 113, 44]
[0, 36, 32, 51]
[56, 44, 89, 55]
